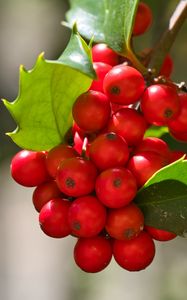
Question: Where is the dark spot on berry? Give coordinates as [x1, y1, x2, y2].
[164, 108, 173, 118]
[111, 86, 120, 95]
[66, 177, 75, 188]
[106, 132, 116, 140]
[124, 228, 135, 239]
[73, 221, 81, 231]
[113, 178, 122, 187]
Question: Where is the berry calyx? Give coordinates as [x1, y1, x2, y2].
[113, 231, 155, 271]
[68, 196, 106, 238]
[105, 203, 144, 240]
[141, 84, 180, 126]
[56, 157, 98, 197]
[168, 93, 187, 134]
[103, 65, 145, 105]
[95, 167, 137, 208]
[89, 132, 129, 171]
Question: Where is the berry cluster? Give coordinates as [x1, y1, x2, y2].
[10, 2, 187, 273]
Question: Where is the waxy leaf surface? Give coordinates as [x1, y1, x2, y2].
[4, 31, 94, 150]
[135, 159, 187, 236]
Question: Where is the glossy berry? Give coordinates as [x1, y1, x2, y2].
[103, 65, 145, 105]
[56, 157, 98, 197]
[89, 132, 129, 171]
[46, 144, 77, 178]
[134, 137, 171, 161]
[128, 151, 167, 187]
[74, 236, 112, 273]
[145, 225, 177, 241]
[108, 107, 147, 146]
[32, 180, 62, 212]
[68, 196, 106, 238]
[169, 150, 186, 163]
[72, 90, 111, 133]
[133, 2, 153, 36]
[168, 93, 187, 133]
[170, 130, 187, 142]
[113, 231, 155, 271]
[95, 167, 137, 208]
[105, 203, 144, 240]
[160, 54, 173, 78]
[90, 62, 112, 93]
[39, 198, 71, 238]
[11, 150, 49, 187]
[92, 43, 119, 66]
[141, 84, 180, 126]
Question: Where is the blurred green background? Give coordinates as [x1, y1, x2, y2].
[0, 1, 186, 300]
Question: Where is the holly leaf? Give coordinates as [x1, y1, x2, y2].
[144, 125, 169, 138]
[135, 159, 187, 236]
[3, 29, 94, 151]
[66, 0, 139, 53]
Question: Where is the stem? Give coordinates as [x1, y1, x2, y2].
[126, 49, 147, 75]
[149, 0, 187, 75]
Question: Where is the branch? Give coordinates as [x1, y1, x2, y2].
[149, 0, 187, 75]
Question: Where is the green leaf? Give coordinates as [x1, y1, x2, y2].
[66, 0, 106, 42]
[58, 24, 96, 79]
[66, 0, 139, 53]
[3, 30, 94, 151]
[144, 125, 169, 138]
[135, 159, 187, 236]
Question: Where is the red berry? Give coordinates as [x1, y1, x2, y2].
[128, 151, 167, 187]
[170, 130, 187, 142]
[145, 225, 177, 241]
[46, 144, 77, 178]
[133, 2, 152, 36]
[103, 65, 145, 105]
[169, 150, 186, 163]
[39, 198, 71, 238]
[89, 132, 129, 171]
[56, 157, 98, 197]
[159, 54, 173, 78]
[72, 90, 111, 133]
[113, 231, 155, 271]
[134, 137, 171, 161]
[92, 43, 119, 66]
[11, 150, 49, 187]
[90, 62, 112, 93]
[168, 93, 187, 133]
[105, 203, 144, 240]
[74, 236, 112, 273]
[32, 180, 62, 212]
[108, 107, 147, 146]
[141, 84, 180, 126]
[68, 196, 106, 238]
[111, 103, 129, 113]
[95, 167, 137, 208]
